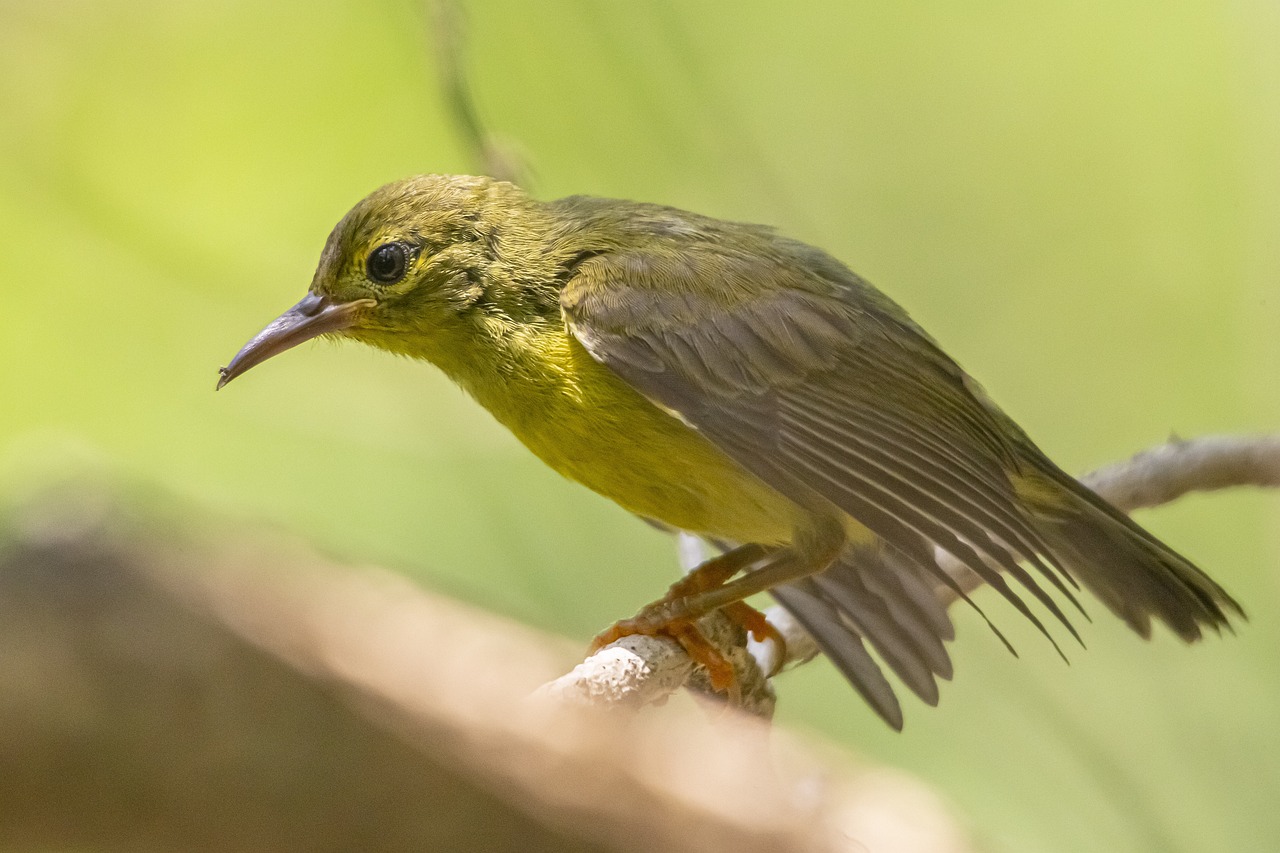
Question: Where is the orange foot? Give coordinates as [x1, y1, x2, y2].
[591, 613, 737, 692]
[590, 599, 787, 694]
[723, 601, 788, 676]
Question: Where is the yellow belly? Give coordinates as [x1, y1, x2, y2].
[462, 323, 801, 544]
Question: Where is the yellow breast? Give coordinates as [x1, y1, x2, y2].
[459, 318, 799, 544]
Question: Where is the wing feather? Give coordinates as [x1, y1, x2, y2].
[561, 245, 1086, 717]
[781, 387, 1088, 627]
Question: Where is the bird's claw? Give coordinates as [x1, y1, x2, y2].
[590, 599, 785, 694]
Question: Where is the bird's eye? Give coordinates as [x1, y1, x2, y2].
[367, 242, 410, 284]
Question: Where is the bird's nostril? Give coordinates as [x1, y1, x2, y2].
[296, 292, 327, 316]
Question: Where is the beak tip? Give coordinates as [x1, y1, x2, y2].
[214, 293, 371, 394]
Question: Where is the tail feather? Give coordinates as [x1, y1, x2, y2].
[771, 580, 906, 730]
[773, 543, 956, 730]
[1019, 461, 1242, 643]
[761, 450, 1241, 730]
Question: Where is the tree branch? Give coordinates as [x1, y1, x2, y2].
[1081, 433, 1280, 510]
[538, 434, 1280, 714]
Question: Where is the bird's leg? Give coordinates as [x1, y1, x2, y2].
[590, 540, 839, 692]
[590, 543, 771, 657]
[668, 542, 770, 597]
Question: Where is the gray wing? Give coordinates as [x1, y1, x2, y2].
[561, 245, 1083, 727]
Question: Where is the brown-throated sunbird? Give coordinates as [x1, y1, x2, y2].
[218, 174, 1241, 729]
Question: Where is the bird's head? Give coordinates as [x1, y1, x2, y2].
[217, 174, 517, 389]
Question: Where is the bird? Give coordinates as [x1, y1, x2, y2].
[218, 174, 1242, 728]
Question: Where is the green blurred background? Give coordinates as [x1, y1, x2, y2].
[2, 1, 1277, 850]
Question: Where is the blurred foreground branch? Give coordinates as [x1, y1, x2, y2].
[0, 491, 969, 853]
[541, 434, 1280, 715]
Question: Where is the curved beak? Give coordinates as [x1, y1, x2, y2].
[217, 292, 376, 389]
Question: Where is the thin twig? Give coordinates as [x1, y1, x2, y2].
[1082, 434, 1280, 510]
[422, 0, 528, 185]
